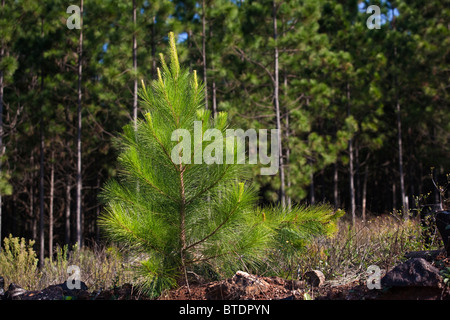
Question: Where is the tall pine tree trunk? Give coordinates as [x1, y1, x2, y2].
[392, 180, 397, 211]
[39, 121, 45, 265]
[151, 16, 156, 78]
[334, 162, 339, 209]
[355, 146, 360, 210]
[347, 82, 356, 226]
[96, 176, 101, 242]
[39, 17, 45, 266]
[273, 0, 285, 207]
[348, 138, 355, 225]
[132, 0, 137, 127]
[396, 99, 406, 214]
[362, 164, 368, 223]
[210, 22, 216, 117]
[48, 150, 54, 258]
[394, 43, 406, 214]
[392, 11, 406, 216]
[283, 72, 291, 209]
[212, 79, 217, 117]
[65, 179, 71, 245]
[310, 171, 315, 205]
[0, 0, 4, 250]
[202, 0, 208, 111]
[30, 154, 36, 240]
[76, 0, 84, 248]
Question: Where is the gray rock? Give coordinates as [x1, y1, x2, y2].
[404, 249, 443, 262]
[56, 280, 89, 295]
[4, 283, 27, 300]
[381, 258, 443, 288]
[2, 280, 89, 300]
[0, 276, 4, 297]
[20, 285, 64, 300]
[436, 210, 450, 255]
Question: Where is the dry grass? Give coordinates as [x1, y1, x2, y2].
[296, 213, 441, 281]
[38, 243, 134, 291]
[0, 236, 134, 292]
[0, 213, 442, 294]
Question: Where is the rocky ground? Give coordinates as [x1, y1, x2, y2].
[1, 250, 449, 301]
[160, 250, 450, 301]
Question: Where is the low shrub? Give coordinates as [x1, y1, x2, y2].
[0, 234, 39, 290]
[0, 235, 133, 292]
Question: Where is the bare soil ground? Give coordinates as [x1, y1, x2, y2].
[156, 252, 450, 301]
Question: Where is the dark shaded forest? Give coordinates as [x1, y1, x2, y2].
[0, 0, 448, 264]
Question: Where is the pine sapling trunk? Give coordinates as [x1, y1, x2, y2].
[179, 162, 189, 294]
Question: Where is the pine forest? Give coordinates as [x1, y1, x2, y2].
[0, 0, 449, 302]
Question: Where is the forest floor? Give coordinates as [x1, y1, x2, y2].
[158, 251, 450, 300]
[3, 216, 450, 301]
[3, 249, 449, 300]
[160, 250, 450, 300]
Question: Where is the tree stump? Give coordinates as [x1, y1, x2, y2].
[304, 270, 325, 287]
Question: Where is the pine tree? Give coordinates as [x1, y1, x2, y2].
[75, 0, 84, 248]
[0, 0, 15, 248]
[99, 32, 343, 296]
[229, 0, 355, 205]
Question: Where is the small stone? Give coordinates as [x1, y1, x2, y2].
[292, 280, 305, 290]
[4, 283, 27, 300]
[234, 271, 269, 288]
[205, 271, 270, 299]
[114, 283, 133, 299]
[233, 270, 270, 296]
[0, 276, 4, 297]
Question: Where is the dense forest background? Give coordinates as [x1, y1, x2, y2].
[0, 0, 448, 262]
